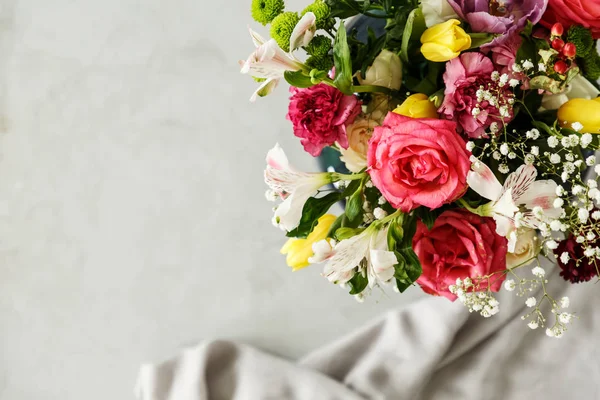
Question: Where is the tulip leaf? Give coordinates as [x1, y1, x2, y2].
[284, 70, 315, 88]
[347, 271, 368, 295]
[400, 8, 425, 64]
[333, 21, 354, 95]
[286, 192, 341, 238]
[467, 33, 496, 49]
[345, 186, 364, 224]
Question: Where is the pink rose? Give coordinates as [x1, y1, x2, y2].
[367, 113, 470, 212]
[440, 53, 514, 138]
[541, 0, 600, 39]
[413, 209, 508, 300]
[287, 83, 361, 156]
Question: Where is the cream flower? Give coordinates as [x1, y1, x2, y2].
[339, 117, 377, 173]
[541, 74, 600, 110]
[506, 228, 539, 268]
[420, 0, 459, 27]
[357, 50, 402, 90]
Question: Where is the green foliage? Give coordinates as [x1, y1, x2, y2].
[251, 0, 285, 26]
[567, 25, 594, 57]
[347, 271, 368, 294]
[387, 213, 422, 293]
[345, 186, 364, 224]
[305, 35, 332, 56]
[403, 61, 442, 95]
[333, 21, 354, 95]
[400, 7, 426, 63]
[324, 0, 362, 19]
[335, 227, 364, 240]
[414, 207, 440, 230]
[582, 44, 600, 81]
[306, 55, 334, 72]
[284, 70, 315, 88]
[347, 27, 386, 79]
[270, 12, 300, 51]
[302, 0, 333, 30]
[286, 192, 341, 238]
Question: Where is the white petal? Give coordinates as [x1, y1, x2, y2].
[519, 180, 559, 218]
[250, 78, 279, 102]
[567, 74, 600, 99]
[494, 215, 517, 252]
[501, 164, 537, 204]
[323, 233, 370, 283]
[274, 183, 316, 231]
[467, 157, 503, 201]
[289, 12, 316, 52]
[494, 188, 519, 218]
[369, 249, 397, 283]
[248, 27, 266, 47]
[265, 143, 290, 170]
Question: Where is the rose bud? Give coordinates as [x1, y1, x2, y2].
[551, 38, 565, 51]
[551, 22, 564, 37]
[554, 60, 569, 74]
[562, 42, 577, 58]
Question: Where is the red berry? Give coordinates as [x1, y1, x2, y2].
[552, 38, 565, 51]
[554, 60, 568, 74]
[551, 23, 564, 37]
[563, 42, 577, 58]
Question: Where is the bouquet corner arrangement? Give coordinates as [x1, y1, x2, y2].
[240, 0, 600, 338]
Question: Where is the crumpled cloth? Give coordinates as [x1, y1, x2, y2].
[134, 255, 600, 400]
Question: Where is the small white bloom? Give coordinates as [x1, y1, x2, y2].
[555, 186, 565, 196]
[499, 106, 510, 118]
[596, 165, 600, 175]
[509, 78, 520, 87]
[493, 151, 502, 160]
[472, 107, 481, 117]
[546, 240, 559, 250]
[500, 143, 509, 155]
[561, 137, 571, 148]
[585, 247, 596, 257]
[522, 60, 534, 70]
[576, 235, 586, 243]
[587, 180, 597, 189]
[546, 328, 555, 337]
[378, 196, 387, 205]
[466, 141, 475, 151]
[550, 220, 562, 231]
[547, 136, 559, 148]
[572, 185, 584, 195]
[524, 154, 535, 165]
[373, 207, 388, 220]
[571, 122, 584, 132]
[578, 208, 590, 223]
[498, 164, 510, 174]
[587, 231, 596, 241]
[526, 297, 537, 307]
[530, 146, 539, 156]
[532, 266, 545, 277]
[491, 71, 500, 81]
[560, 297, 570, 308]
[581, 133, 593, 148]
[512, 63, 523, 72]
[559, 312, 572, 324]
[508, 152, 517, 160]
[560, 251, 570, 264]
[592, 210, 600, 220]
[550, 154, 561, 164]
[504, 279, 516, 291]
[538, 63, 546, 72]
[586, 156, 596, 166]
[528, 321, 539, 330]
[490, 122, 499, 133]
[553, 198, 564, 208]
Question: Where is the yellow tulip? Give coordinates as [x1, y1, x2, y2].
[557, 97, 600, 134]
[392, 93, 439, 119]
[280, 214, 337, 271]
[420, 19, 471, 62]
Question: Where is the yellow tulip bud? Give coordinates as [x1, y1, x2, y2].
[280, 214, 337, 271]
[392, 93, 439, 119]
[557, 97, 600, 134]
[420, 19, 471, 62]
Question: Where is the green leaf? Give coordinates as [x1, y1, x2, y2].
[400, 8, 426, 63]
[347, 271, 368, 294]
[284, 70, 314, 88]
[399, 212, 418, 249]
[333, 21, 354, 95]
[335, 227, 365, 240]
[468, 33, 496, 49]
[327, 214, 344, 239]
[286, 192, 341, 238]
[414, 207, 438, 230]
[325, 0, 361, 19]
[345, 186, 363, 224]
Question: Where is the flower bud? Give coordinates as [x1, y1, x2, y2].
[551, 22, 564, 37]
[280, 214, 337, 270]
[358, 49, 402, 90]
[420, 19, 471, 62]
[392, 93, 439, 119]
[558, 97, 600, 134]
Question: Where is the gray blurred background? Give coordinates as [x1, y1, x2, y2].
[0, 1, 423, 398]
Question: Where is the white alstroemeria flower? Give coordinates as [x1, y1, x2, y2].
[322, 226, 397, 287]
[467, 157, 558, 252]
[541, 74, 600, 110]
[420, 0, 459, 27]
[289, 12, 316, 52]
[240, 28, 304, 101]
[265, 144, 332, 232]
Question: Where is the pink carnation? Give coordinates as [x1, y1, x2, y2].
[413, 209, 508, 301]
[367, 113, 470, 212]
[439, 53, 514, 138]
[287, 83, 361, 156]
[490, 34, 529, 88]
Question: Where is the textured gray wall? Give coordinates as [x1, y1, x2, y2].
[0, 1, 424, 398]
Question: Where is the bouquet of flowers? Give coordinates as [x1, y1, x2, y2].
[240, 0, 600, 337]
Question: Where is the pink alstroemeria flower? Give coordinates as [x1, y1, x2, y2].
[289, 12, 316, 52]
[467, 157, 559, 252]
[264, 144, 332, 232]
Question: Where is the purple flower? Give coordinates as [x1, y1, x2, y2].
[447, 0, 547, 45]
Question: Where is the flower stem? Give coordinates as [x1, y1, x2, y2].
[333, 172, 366, 181]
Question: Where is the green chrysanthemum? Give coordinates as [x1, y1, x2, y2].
[581, 47, 600, 81]
[567, 25, 593, 58]
[306, 55, 334, 72]
[251, 0, 285, 26]
[302, 0, 332, 30]
[270, 12, 300, 52]
[304, 35, 331, 56]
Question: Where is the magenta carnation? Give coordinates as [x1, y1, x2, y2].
[439, 52, 514, 138]
[555, 234, 599, 283]
[287, 84, 361, 156]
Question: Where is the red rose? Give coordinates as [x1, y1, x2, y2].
[413, 209, 508, 300]
[367, 112, 471, 212]
[541, 0, 600, 39]
[287, 83, 361, 157]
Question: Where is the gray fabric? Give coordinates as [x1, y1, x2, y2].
[135, 256, 600, 399]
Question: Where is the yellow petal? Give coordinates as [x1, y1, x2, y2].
[393, 93, 439, 119]
[421, 42, 459, 62]
[557, 97, 600, 134]
[279, 214, 337, 271]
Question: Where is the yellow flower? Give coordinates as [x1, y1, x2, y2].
[280, 214, 337, 271]
[557, 97, 600, 134]
[392, 93, 439, 119]
[420, 19, 471, 62]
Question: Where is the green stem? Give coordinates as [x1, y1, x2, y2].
[333, 172, 366, 181]
[457, 198, 481, 214]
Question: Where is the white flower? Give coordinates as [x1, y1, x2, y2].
[560, 297, 570, 308]
[547, 136, 559, 148]
[506, 228, 538, 268]
[592, 211, 600, 220]
[373, 207, 388, 220]
[526, 297, 537, 307]
[596, 165, 600, 175]
[308, 239, 335, 264]
[421, 0, 459, 26]
[546, 240, 559, 250]
[581, 133, 593, 148]
[509, 78, 520, 87]
[528, 321, 539, 329]
[240, 29, 303, 101]
[532, 266, 545, 277]
[289, 12, 316, 52]
[467, 158, 559, 252]
[323, 226, 397, 287]
[572, 122, 584, 132]
[504, 279, 516, 291]
[265, 144, 332, 231]
[559, 312, 572, 324]
[466, 141, 475, 151]
[578, 208, 590, 223]
[586, 156, 596, 166]
[560, 251, 570, 264]
[358, 49, 403, 90]
[522, 60, 534, 70]
[530, 146, 539, 156]
[541, 74, 600, 110]
[546, 328, 555, 337]
[550, 154, 561, 164]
